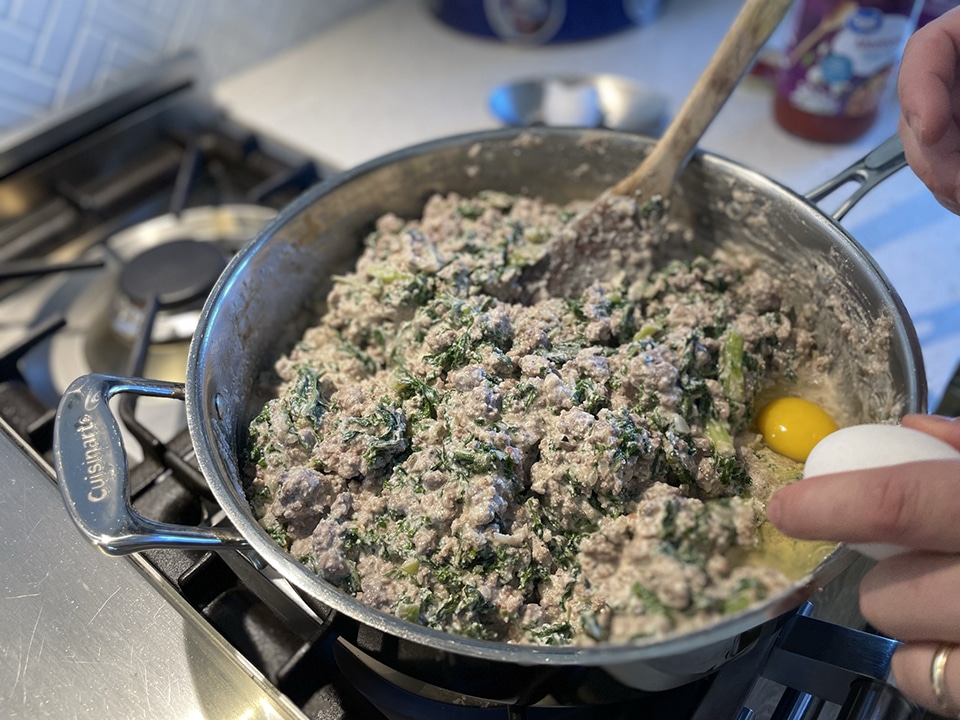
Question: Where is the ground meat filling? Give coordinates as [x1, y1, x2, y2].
[245, 190, 816, 646]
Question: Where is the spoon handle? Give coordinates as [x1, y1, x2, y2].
[610, 0, 794, 198]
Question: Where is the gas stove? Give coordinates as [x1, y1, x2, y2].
[0, 53, 929, 720]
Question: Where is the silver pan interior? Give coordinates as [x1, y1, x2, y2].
[185, 128, 925, 672]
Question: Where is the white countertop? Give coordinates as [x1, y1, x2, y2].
[213, 0, 960, 411]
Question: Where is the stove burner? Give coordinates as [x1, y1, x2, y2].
[112, 238, 228, 344]
[119, 238, 227, 309]
[47, 204, 275, 393]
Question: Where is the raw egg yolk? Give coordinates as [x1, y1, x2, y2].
[756, 397, 839, 462]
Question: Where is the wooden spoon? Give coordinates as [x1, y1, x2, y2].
[545, 0, 795, 297]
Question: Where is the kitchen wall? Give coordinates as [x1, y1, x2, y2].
[0, 0, 383, 132]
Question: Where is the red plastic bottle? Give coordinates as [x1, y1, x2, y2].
[774, 0, 922, 143]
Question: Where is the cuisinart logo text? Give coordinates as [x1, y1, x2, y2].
[76, 414, 108, 503]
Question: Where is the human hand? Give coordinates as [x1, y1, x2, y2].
[767, 414, 960, 715]
[897, 7, 960, 215]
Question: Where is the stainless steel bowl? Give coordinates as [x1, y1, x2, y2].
[489, 75, 667, 134]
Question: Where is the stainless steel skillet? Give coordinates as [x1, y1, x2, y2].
[52, 128, 921, 691]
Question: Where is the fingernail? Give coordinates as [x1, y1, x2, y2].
[907, 413, 958, 424]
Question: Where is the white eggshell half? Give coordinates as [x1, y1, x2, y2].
[803, 423, 960, 560]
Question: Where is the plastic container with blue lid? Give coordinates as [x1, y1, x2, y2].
[427, 0, 664, 44]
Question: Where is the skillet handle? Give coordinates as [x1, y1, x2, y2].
[804, 133, 908, 221]
[53, 373, 247, 555]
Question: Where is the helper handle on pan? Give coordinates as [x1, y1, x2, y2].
[805, 133, 908, 221]
[53, 373, 248, 555]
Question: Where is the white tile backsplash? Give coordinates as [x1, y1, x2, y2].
[0, 0, 383, 132]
